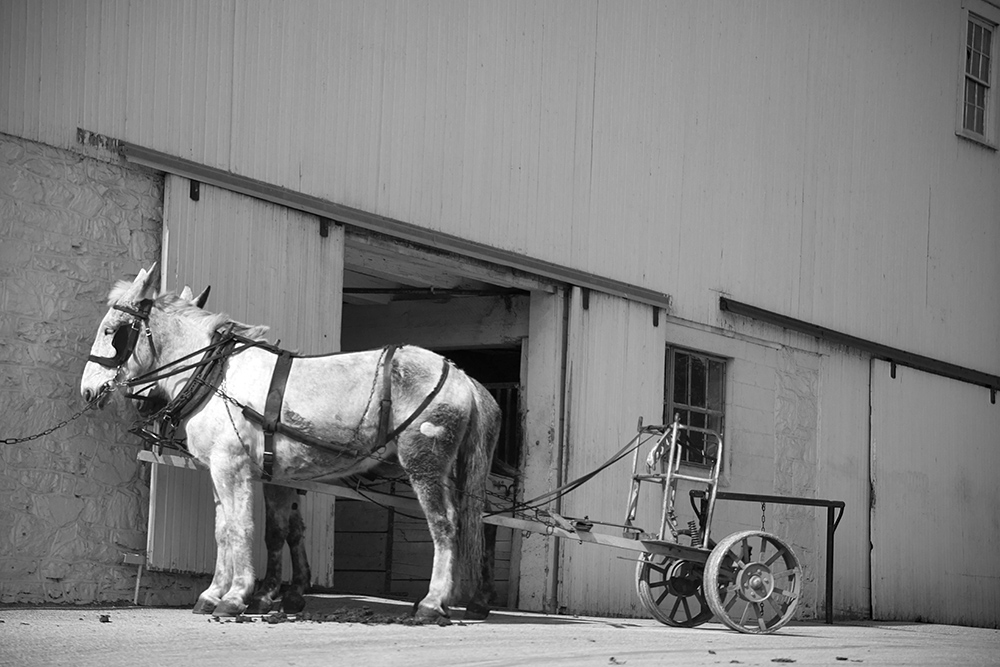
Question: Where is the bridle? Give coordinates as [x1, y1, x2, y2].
[87, 299, 156, 370]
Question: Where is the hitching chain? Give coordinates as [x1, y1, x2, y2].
[1, 386, 113, 445]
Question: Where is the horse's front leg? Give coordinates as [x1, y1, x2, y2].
[209, 459, 257, 617]
[192, 489, 232, 615]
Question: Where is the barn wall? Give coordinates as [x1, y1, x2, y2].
[2, 0, 998, 621]
[0, 132, 209, 604]
[2, 0, 997, 375]
[554, 291, 843, 619]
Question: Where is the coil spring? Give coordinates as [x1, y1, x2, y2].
[688, 519, 701, 547]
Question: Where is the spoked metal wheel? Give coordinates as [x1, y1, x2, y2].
[705, 530, 801, 634]
[635, 554, 715, 627]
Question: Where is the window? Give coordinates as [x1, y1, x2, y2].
[957, 1, 1000, 147]
[663, 347, 726, 465]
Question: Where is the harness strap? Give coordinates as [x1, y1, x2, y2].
[384, 358, 450, 443]
[158, 333, 239, 446]
[261, 350, 294, 481]
[376, 345, 399, 449]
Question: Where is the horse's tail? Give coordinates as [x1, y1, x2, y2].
[454, 377, 501, 604]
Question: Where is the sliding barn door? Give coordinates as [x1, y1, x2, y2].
[147, 177, 344, 587]
[870, 360, 1000, 627]
[557, 288, 665, 617]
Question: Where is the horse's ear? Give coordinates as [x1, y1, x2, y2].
[135, 263, 159, 299]
[179, 286, 194, 301]
[194, 285, 211, 309]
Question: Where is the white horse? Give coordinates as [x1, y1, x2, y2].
[80, 266, 501, 619]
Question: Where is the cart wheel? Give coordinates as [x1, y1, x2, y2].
[704, 530, 801, 634]
[635, 554, 714, 627]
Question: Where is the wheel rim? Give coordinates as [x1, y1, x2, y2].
[705, 530, 801, 634]
[635, 554, 714, 627]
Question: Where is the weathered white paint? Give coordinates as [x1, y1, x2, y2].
[557, 289, 665, 617]
[517, 288, 568, 612]
[2, 0, 998, 622]
[871, 360, 1000, 628]
[2, 1, 997, 374]
[147, 177, 344, 588]
[147, 461, 336, 588]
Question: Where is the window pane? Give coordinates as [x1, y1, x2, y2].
[975, 22, 983, 51]
[673, 353, 689, 404]
[690, 356, 706, 407]
[983, 54, 991, 83]
[689, 411, 707, 429]
[972, 51, 981, 79]
[687, 430, 705, 465]
[708, 360, 724, 411]
[968, 20, 974, 49]
[976, 107, 985, 134]
[707, 412, 723, 434]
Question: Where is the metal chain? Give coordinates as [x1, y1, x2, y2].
[761, 501, 767, 531]
[1, 388, 112, 445]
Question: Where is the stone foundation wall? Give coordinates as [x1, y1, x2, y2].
[0, 133, 206, 605]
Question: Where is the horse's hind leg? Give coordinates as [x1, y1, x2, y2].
[408, 474, 458, 619]
[247, 484, 289, 613]
[281, 491, 310, 613]
[464, 522, 497, 620]
[248, 485, 312, 614]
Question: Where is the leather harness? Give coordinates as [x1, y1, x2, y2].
[241, 343, 451, 480]
[133, 336, 451, 481]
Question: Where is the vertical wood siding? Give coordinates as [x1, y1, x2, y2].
[148, 463, 335, 587]
[871, 360, 1000, 628]
[558, 288, 665, 617]
[146, 178, 344, 587]
[2, 1, 997, 372]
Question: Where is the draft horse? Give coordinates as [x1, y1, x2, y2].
[80, 266, 501, 619]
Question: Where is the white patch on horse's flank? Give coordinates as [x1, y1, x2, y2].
[420, 421, 445, 438]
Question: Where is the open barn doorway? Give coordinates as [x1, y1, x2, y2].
[332, 229, 545, 607]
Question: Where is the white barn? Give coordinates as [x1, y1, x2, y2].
[1, 0, 998, 627]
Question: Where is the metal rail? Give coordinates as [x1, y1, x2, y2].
[691, 489, 845, 625]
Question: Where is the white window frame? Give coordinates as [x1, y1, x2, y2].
[956, 0, 1000, 149]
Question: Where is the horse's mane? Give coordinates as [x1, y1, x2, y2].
[157, 293, 271, 341]
[107, 283, 270, 341]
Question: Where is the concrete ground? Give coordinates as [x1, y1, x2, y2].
[1, 594, 997, 667]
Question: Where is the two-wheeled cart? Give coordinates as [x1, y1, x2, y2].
[483, 416, 803, 634]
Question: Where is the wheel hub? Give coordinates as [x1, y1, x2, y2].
[666, 560, 703, 597]
[737, 562, 774, 602]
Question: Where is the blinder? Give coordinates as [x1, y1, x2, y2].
[88, 299, 155, 369]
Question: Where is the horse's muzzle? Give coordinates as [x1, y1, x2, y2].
[82, 382, 112, 409]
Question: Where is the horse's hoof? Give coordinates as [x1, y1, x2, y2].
[192, 597, 217, 615]
[281, 592, 307, 614]
[245, 596, 277, 615]
[212, 599, 248, 617]
[464, 601, 491, 621]
[413, 601, 450, 620]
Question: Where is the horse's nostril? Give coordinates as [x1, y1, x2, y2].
[84, 389, 93, 403]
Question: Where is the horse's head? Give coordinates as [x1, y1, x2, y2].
[80, 265, 161, 407]
[81, 265, 215, 409]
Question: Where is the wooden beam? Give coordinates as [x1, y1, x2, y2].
[136, 450, 424, 514]
[341, 294, 529, 351]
